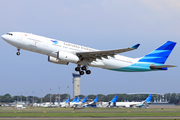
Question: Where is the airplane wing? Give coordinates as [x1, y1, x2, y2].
[76, 44, 140, 60]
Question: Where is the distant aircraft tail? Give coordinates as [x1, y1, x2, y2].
[76, 97, 81, 103]
[145, 94, 152, 104]
[139, 41, 176, 64]
[72, 97, 77, 102]
[82, 97, 87, 103]
[93, 97, 98, 102]
[111, 95, 118, 103]
[65, 97, 70, 103]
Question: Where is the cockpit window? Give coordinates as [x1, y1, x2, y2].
[6, 33, 13, 36]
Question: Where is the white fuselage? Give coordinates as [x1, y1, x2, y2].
[2, 32, 138, 70]
[115, 101, 143, 108]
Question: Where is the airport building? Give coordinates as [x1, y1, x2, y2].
[72, 73, 81, 98]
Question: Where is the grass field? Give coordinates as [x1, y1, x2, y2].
[0, 106, 180, 117]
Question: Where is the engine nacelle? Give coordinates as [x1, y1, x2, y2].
[48, 56, 69, 65]
[57, 51, 79, 63]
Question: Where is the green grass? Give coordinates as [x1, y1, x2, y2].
[0, 107, 180, 117]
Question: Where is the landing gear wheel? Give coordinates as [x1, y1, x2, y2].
[75, 67, 80, 71]
[79, 71, 84, 75]
[86, 70, 91, 75]
[81, 66, 86, 70]
[16, 48, 20, 56]
[16, 52, 20, 56]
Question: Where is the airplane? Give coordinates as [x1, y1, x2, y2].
[76, 97, 81, 103]
[15, 104, 26, 109]
[85, 96, 98, 107]
[60, 97, 70, 107]
[114, 94, 152, 108]
[69, 97, 77, 107]
[74, 97, 87, 108]
[2, 32, 177, 75]
[71, 97, 81, 107]
[69, 97, 79, 107]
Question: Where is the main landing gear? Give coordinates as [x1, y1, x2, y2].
[75, 65, 91, 75]
[16, 48, 20, 56]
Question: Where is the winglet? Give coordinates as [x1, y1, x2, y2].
[131, 44, 140, 49]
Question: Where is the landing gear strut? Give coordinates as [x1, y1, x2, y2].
[75, 65, 91, 75]
[16, 48, 20, 56]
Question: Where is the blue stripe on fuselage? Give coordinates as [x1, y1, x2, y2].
[108, 62, 164, 72]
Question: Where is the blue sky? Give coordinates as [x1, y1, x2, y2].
[0, 0, 179, 97]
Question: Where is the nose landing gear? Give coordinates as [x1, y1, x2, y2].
[16, 48, 20, 56]
[75, 65, 91, 75]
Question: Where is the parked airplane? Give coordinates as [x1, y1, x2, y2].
[85, 96, 98, 107]
[76, 97, 81, 103]
[69, 97, 77, 107]
[114, 94, 152, 108]
[74, 97, 87, 108]
[60, 97, 70, 107]
[69, 97, 79, 107]
[2, 32, 177, 75]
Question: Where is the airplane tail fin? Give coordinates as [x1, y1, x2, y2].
[76, 97, 81, 103]
[138, 41, 176, 64]
[145, 94, 152, 103]
[65, 97, 70, 103]
[82, 97, 87, 103]
[93, 97, 98, 102]
[111, 95, 118, 103]
[72, 97, 77, 102]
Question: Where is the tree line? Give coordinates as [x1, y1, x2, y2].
[0, 93, 180, 104]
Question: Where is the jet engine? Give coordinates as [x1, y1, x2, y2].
[57, 51, 80, 63]
[48, 56, 69, 65]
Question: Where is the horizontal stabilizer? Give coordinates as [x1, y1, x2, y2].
[150, 64, 177, 70]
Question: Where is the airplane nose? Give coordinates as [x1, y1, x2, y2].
[1, 35, 5, 40]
